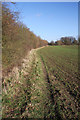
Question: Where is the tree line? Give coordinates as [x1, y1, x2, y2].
[2, 3, 48, 75]
[48, 37, 79, 46]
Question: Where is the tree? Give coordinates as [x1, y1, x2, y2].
[62, 37, 71, 45]
[48, 41, 54, 45]
[2, 3, 48, 74]
[60, 37, 76, 45]
[72, 39, 78, 45]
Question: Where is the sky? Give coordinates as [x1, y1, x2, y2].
[3, 0, 79, 2]
[9, 2, 78, 42]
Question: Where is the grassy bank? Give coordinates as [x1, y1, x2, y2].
[2, 49, 51, 118]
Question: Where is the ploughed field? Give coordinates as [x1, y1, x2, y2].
[37, 45, 79, 119]
[2, 45, 79, 119]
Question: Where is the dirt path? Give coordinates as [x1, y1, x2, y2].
[21, 48, 56, 118]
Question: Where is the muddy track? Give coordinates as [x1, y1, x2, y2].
[41, 55, 55, 104]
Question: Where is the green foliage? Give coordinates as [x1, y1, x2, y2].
[48, 37, 78, 46]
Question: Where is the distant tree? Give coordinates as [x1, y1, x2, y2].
[55, 37, 77, 46]
[54, 41, 57, 45]
[72, 39, 78, 45]
[62, 37, 71, 45]
[48, 41, 54, 45]
[54, 40, 63, 45]
[57, 40, 63, 45]
[60, 37, 77, 45]
[51, 41, 54, 45]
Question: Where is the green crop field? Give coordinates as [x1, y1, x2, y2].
[37, 45, 79, 119]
